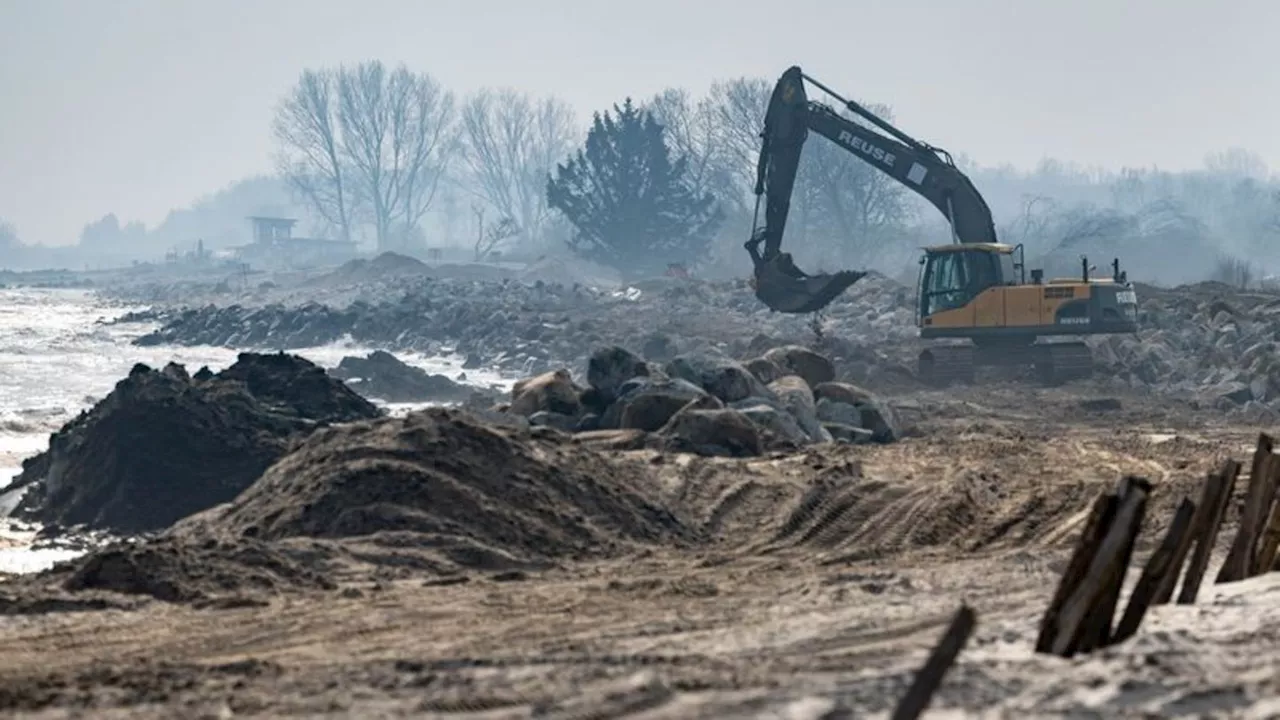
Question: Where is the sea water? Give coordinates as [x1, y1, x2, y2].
[0, 287, 508, 573]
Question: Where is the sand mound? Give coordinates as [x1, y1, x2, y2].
[308, 253, 522, 287]
[60, 536, 335, 603]
[664, 429, 1219, 563]
[6, 353, 381, 533]
[177, 408, 694, 569]
[311, 252, 430, 285]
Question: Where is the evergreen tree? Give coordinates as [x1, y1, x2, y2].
[546, 98, 723, 276]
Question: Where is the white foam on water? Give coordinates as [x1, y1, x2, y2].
[0, 530, 85, 574]
[0, 287, 510, 573]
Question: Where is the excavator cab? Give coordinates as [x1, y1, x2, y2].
[916, 244, 1020, 321]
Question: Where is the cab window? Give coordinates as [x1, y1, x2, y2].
[921, 250, 1007, 316]
[922, 253, 969, 315]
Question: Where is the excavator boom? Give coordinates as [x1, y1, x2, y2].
[747, 66, 999, 313]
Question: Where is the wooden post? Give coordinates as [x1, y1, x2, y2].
[1050, 477, 1151, 657]
[890, 604, 977, 720]
[1218, 434, 1275, 583]
[1076, 476, 1151, 652]
[1252, 450, 1280, 576]
[1178, 460, 1240, 604]
[1035, 493, 1116, 654]
[1112, 497, 1196, 643]
[1253, 496, 1280, 576]
[1153, 475, 1222, 605]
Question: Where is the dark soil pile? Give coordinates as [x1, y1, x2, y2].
[59, 536, 336, 603]
[5, 353, 381, 533]
[330, 350, 483, 403]
[177, 408, 694, 568]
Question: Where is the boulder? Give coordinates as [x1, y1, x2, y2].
[620, 382, 721, 432]
[659, 404, 763, 457]
[762, 346, 836, 389]
[601, 377, 712, 431]
[330, 350, 477, 403]
[587, 346, 651, 403]
[813, 381, 876, 406]
[767, 375, 830, 444]
[744, 357, 787, 385]
[510, 369, 582, 418]
[730, 399, 811, 447]
[858, 400, 901, 444]
[816, 397, 863, 428]
[665, 352, 773, 404]
[814, 381, 900, 444]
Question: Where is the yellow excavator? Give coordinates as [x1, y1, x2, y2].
[745, 66, 1140, 385]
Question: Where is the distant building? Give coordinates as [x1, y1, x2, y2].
[231, 216, 358, 269]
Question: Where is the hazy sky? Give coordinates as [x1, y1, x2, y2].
[2, 0, 1277, 246]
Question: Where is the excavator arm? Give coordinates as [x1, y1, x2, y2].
[746, 66, 999, 313]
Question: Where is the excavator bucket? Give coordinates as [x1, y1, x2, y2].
[751, 253, 866, 314]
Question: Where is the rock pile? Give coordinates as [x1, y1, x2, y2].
[1093, 282, 1280, 414]
[127, 273, 918, 379]
[4, 353, 381, 533]
[116, 269, 1280, 412]
[329, 350, 494, 405]
[503, 345, 900, 456]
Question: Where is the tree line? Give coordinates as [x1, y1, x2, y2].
[274, 60, 1280, 284]
[7, 60, 1276, 283]
[270, 60, 917, 278]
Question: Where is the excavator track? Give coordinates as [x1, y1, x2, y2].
[1031, 342, 1094, 385]
[920, 340, 1093, 387]
[917, 346, 975, 387]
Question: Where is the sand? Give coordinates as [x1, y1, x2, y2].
[0, 380, 1274, 718]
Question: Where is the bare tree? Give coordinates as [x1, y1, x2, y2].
[1205, 147, 1269, 180]
[800, 102, 914, 260]
[458, 89, 576, 249]
[337, 61, 457, 251]
[704, 77, 772, 203]
[272, 69, 357, 242]
[471, 203, 520, 261]
[1000, 194, 1056, 250]
[646, 88, 736, 208]
[274, 62, 458, 252]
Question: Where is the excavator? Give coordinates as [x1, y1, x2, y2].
[744, 66, 1140, 385]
